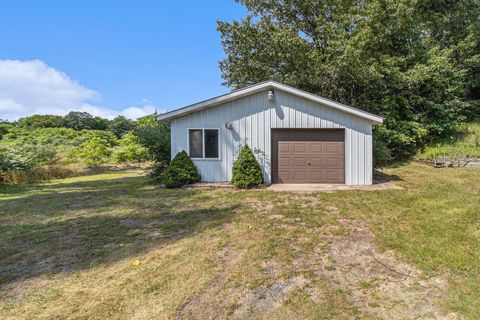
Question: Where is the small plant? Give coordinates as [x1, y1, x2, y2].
[163, 151, 201, 188]
[231, 144, 264, 188]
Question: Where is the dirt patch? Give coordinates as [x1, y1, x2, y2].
[268, 214, 284, 220]
[244, 197, 275, 214]
[295, 205, 460, 319]
[183, 195, 460, 319]
[231, 276, 310, 318]
[175, 245, 244, 319]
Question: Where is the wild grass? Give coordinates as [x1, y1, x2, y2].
[417, 122, 480, 159]
[0, 163, 478, 319]
[0, 164, 83, 185]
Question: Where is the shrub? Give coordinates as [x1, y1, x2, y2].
[0, 145, 58, 184]
[232, 145, 264, 188]
[0, 145, 56, 172]
[146, 161, 169, 183]
[163, 151, 201, 188]
[135, 116, 170, 164]
[373, 135, 392, 168]
[0, 122, 11, 140]
[69, 136, 112, 166]
[114, 132, 148, 164]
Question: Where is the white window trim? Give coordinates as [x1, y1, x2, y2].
[187, 128, 221, 161]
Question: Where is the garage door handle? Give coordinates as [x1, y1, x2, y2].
[307, 161, 311, 165]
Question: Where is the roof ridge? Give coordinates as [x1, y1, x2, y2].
[157, 81, 384, 124]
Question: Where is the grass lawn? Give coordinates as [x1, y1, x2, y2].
[0, 163, 479, 319]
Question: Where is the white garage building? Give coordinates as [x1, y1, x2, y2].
[157, 81, 384, 185]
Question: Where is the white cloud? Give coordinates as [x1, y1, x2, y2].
[121, 105, 157, 120]
[0, 59, 162, 121]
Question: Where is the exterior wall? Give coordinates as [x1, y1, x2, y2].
[170, 90, 373, 185]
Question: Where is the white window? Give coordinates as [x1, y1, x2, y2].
[188, 129, 219, 159]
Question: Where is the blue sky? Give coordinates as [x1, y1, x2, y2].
[0, 1, 247, 120]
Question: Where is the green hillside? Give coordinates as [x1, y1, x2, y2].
[0, 127, 117, 152]
[416, 122, 480, 159]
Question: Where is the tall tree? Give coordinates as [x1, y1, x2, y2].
[107, 116, 136, 138]
[62, 111, 108, 131]
[218, 0, 480, 158]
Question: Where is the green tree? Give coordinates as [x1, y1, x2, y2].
[108, 116, 136, 138]
[69, 136, 112, 166]
[135, 115, 170, 164]
[62, 111, 107, 131]
[218, 0, 480, 158]
[135, 115, 171, 180]
[415, 0, 480, 117]
[114, 132, 148, 164]
[231, 144, 264, 188]
[18, 115, 63, 128]
[91, 116, 109, 130]
[0, 121, 11, 140]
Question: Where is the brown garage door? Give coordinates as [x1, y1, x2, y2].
[272, 129, 345, 184]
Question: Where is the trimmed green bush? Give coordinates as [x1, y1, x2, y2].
[163, 151, 201, 188]
[232, 145, 264, 188]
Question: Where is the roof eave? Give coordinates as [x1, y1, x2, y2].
[156, 81, 384, 124]
[156, 81, 272, 121]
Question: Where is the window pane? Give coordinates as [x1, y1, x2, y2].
[189, 129, 203, 158]
[204, 129, 219, 158]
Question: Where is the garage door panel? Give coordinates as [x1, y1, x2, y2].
[294, 170, 307, 181]
[326, 143, 343, 154]
[278, 171, 291, 182]
[294, 157, 307, 166]
[310, 143, 324, 154]
[325, 170, 344, 183]
[310, 156, 323, 167]
[278, 157, 291, 167]
[293, 143, 307, 153]
[310, 171, 324, 182]
[326, 156, 343, 168]
[278, 143, 291, 153]
[272, 129, 345, 184]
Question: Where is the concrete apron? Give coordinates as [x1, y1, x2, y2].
[267, 181, 402, 192]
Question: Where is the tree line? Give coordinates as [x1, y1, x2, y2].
[0, 113, 170, 184]
[15, 112, 138, 138]
[218, 0, 480, 163]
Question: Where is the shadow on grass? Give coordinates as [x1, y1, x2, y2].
[0, 167, 145, 196]
[373, 169, 403, 182]
[0, 175, 237, 292]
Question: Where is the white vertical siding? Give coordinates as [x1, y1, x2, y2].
[170, 90, 374, 185]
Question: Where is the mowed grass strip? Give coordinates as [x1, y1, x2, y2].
[0, 163, 478, 319]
